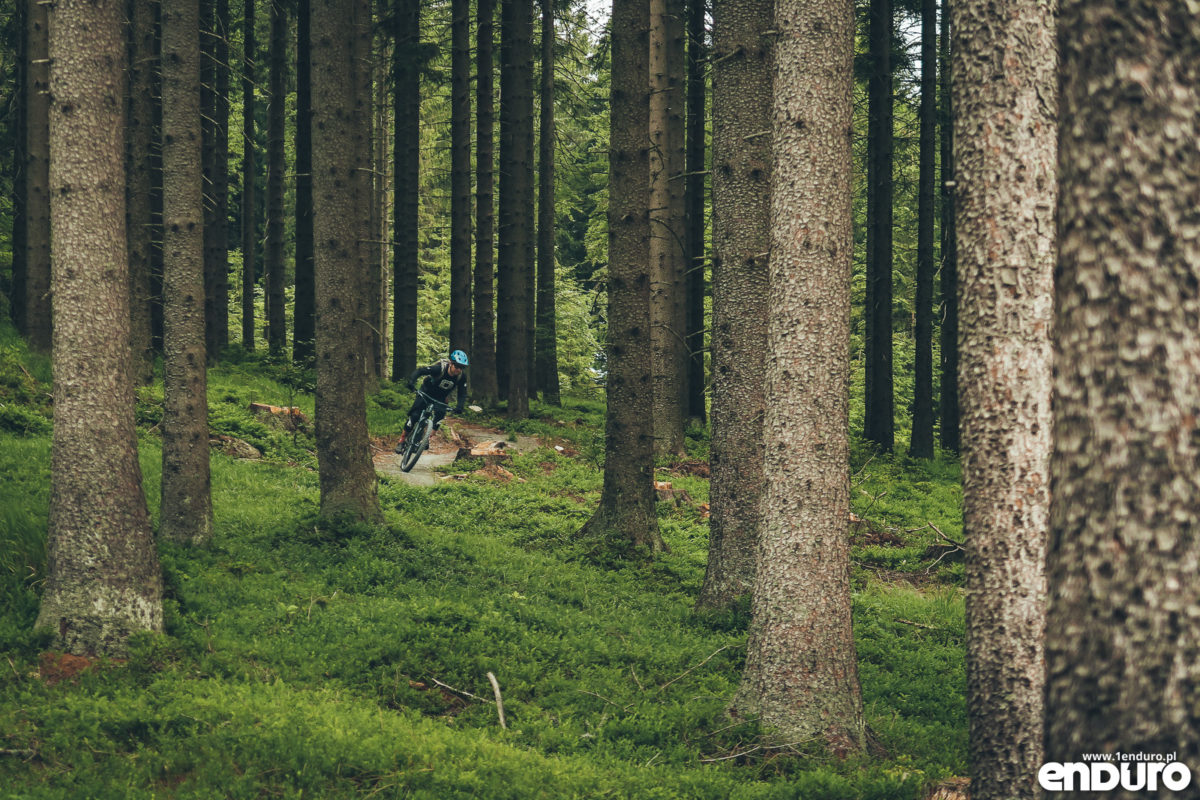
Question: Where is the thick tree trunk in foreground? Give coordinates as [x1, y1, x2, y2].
[213, 0, 231, 355]
[696, 0, 770, 608]
[294, 0, 315, 364]
[127, 0, 156, 383]
[577, 0, 663, 554]
[24, 0, 51, 352]
[732, 0, 864, 748]
[535, 0, 559, 405]
[241, 0, 256, 350]
[266, 0, 287, 358]
[472, 0, 499, 405]
[450, 0, 472, 356]
[392, 0, 419, 380]
[938, 6, 958, 453]
[160, 0, 213, 545]
[37, 0, 163, 656]
[1046, 2, 1200, 789]
[683, 0, 706, 425]
[10, 0, 27, 333]
[909, 0, 936, 459]
[354, 0, 376, 383]
[312, 0, 382, 522]
[201, 0, 230, 360]
[953, 0, 1056, 794]
[864, 0, 893, 451]
[648, 0, 686, 455]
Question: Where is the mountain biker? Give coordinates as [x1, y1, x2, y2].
[394, 350, 469, 452]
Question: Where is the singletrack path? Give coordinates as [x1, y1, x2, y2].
[373, 421, 539, 487]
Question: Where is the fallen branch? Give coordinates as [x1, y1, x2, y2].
[699, 738, 815, 763]
[657, 643, 739, 693]
[578, 689, 625, 709]
[429, 676, 485, 702]
[895, 618, 939, 630]
[487, 671, 507, 729]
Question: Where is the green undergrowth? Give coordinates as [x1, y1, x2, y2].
[0, 331, 967, 798]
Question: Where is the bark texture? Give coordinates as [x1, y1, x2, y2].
[265, 0, 287, 358]
[201, 0, 230, 360]
[535, 0, 559, 405]
[683, 0, 706, 425]
[10, 0, 27, 333]
[577, 0, 663, 554]
[450, 0, 472, 355]
[160, 0, 214, 545]
[24, 0, 51, 352]
[953, 0, 1056, 794]
[696, 0, 770, 608]
[312, 0, 382, 522]
[472, 0, 499, 404]
[938, 6, 958, 452]
[38, 0, 163, 656]
[241, 0, 256, 350]
[294, 0, 315, 364]
[353, 0, 375, 382]
[391, 0, 419, 380]
[909, 0, 936, 459]
[126, 0, 157, 383]
[648, 0, 687, 455]
[864, 0, 893, 450]
[732, 0, 864, 748]
[1046, 1, 1200, 788]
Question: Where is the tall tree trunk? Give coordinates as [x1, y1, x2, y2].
[241, 0, 256, 350]
[10, 0, 26, 332]
[213, 0, 230, 355]
[24, 0, 51, 352]
[496, 0, 511, 399]
[1047, 0, 1200, 784]
[149, 2, 164, 354]
[391, 0, 419, 380]
[909, 0, 936, 459]
[37, 0, 164, 657]
[355, 0, 376, 383]
[683, 0, 706, 425]
[577, 0, 663, 554]
[954, 0, 1056, 793]
[312, 0, 382, 522]
[266, 0, 287, 358]
[731, 0, 864, 748]
[535, 0, 559, 405]
[126, 0, 156, 383]
[294, 0, 315, 364]
[472, 0, 499, 404]
[201, 0, 219, 361]
[864, 0, 893, 450]
[160, 0, 214, 545]
[648, 0, 686, 455]
[695, 0, 770, 608]
[500, 0, 532, 420]
[937, 3, 958, 452]
[450, 0, 472, 356]
[373, 11, 389, 379]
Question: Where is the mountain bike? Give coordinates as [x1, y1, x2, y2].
[398, 391, 451, 472]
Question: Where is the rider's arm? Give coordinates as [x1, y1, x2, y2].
[407, 364, 435, 391]
[454, 374, 467, 413]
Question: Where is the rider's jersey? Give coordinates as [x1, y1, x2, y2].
[408, 360, 467, 407]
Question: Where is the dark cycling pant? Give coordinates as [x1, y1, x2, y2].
[405, 394, 447, 431]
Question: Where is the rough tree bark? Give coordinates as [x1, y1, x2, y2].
[535, 0, 559, 405]
[473, 0, 499, 405]
[213, 0, 230, 354]
[37, 0, 163, 656]
[392, 0, 419, 380]
[731, 0, 864, 748]
[24, 0, 51, 352]
[354, 0, 376, 382]
[450, 0, 472, 356]
[864, 0, 893, 451]
[265, 0, 287, 358]
[294, 0, 315, 364]
[909, 0, 936, 459]
[160, 0, 214, 545]
[201, 0, 230, 361]
[241, 0, 256, 350]
[126, 0, 156, 383]
[953, 0, 1056, 794]
[312, 0, 382, 522]
[695, 0, 770, 608]
[648, 0, 687, 455]
[683, 0, 706, 425]
[1046, 1, 1200, 789]
[10, 0, 26, 332]
[938, 2, 958, 452]
[577, 0, 663, 554]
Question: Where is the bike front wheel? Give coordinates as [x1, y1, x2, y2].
[399, 418, 435, 472]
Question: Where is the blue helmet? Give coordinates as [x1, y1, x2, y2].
[450, 350, 470, 367]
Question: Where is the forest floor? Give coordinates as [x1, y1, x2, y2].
[0, 328, 969, 799]
[374, 422, 542, 487]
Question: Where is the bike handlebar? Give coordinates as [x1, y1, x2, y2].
[416, 390, 452, 411]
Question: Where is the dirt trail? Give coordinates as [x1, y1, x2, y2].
[373, 421, 540, 487]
